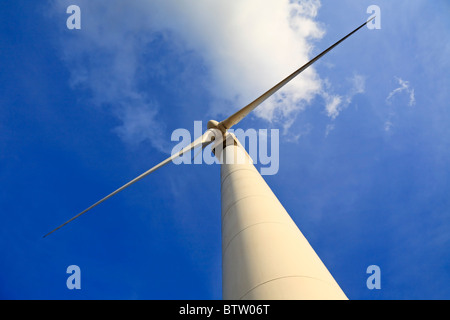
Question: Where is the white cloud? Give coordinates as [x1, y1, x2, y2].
[409, 89, 416, 107]
[348, 73, 366, 97]
[319, 73, 366, 137]
[383, 77, 416, 133]
[386, 77, 416, 107]
[50, 0, 172, 151]
[325, 95, 343, 120]
[152, 0, 325, 124]
[322, 73, 366, 126]
[325, 123, 335, 137]
[384, 120, 393, 132]
[51, 0, 329, 148]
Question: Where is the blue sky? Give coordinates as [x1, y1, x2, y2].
[1, 0, 449, 300]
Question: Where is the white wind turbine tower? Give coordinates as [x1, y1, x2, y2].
[44, 19, 373, 300]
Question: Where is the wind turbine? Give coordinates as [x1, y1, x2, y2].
[44, 18, 373, 300]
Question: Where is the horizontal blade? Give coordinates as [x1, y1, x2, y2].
[43, 130, 216, 238]
[219, 18, 373, 130]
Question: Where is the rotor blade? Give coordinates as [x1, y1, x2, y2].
[219, 17, 374, 130]
[43, 130, 216, 238]
[191, 139, 215, 162]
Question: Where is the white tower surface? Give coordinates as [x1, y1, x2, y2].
[217, 136, 347, 300]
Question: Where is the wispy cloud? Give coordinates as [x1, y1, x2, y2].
[322, 74, 366, 136]
[323, 73, 366, 120]
[384, 77, 416, 132]
[50, 0, 172, 152]
[386, 77, 416, 107]
[325, 95, 343, 120]
[325, 123, 335, 137]
[348, 73, 366, 98]
[384, 119, 394, 132]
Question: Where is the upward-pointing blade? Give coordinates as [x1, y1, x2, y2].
[219, 17, 375, 131]
[43, 129, 217, 238]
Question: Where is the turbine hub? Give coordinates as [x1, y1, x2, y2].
[207, 119, 228, 134]
[207, 120, 219, 130]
